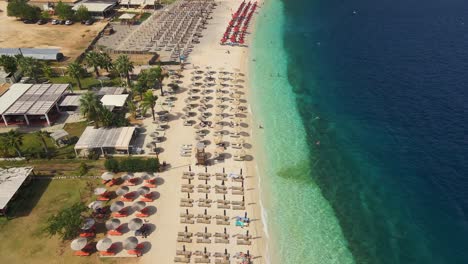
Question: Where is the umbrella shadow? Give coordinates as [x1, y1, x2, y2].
[146, 206, 158, 216]
[240, 123, 249, 128]
[111, 242, 124, 254]
[150, 191, 161, 200]
[139, 241, 152, 255]
[244, 155, 254, 161]
[120, 223, 130, 234]
[243, 143, 252, 149]
[155, 177, 165, 185]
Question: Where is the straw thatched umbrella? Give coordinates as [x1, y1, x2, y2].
[137, 186, 150, 196]
[94, 187, 107, 195]
[96, 238, 113, 251]
[128, 218, 144, 231]
[214, 135, 223, 145]
[123, 237, 139, 250]
[132, 201, 146, 211]
[116, 186, 130, 196]
[105, 218, 121, 230]
[101, 172, 114, 181]
[150, 132, 159, 138]
[110, 201, 125, 212]
[88, 201, 104, 210]
[81, 218, 95, 230]
[71, 237, 88, 251]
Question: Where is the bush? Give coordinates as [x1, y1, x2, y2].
[104, 158, 119, 172]
[44, 202, 87, 240]
[78, 162, 88, 176]
[104, 158, 159, 173]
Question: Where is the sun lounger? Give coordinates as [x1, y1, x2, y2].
[176, 250, 192, 257]
[197, 219, 211, 224]
[123, 181, 136, 186]
[182, 188, 194, 193]
[180, 202, 193, 207]
[145, 183, 157, 188]
[182, 184, 194, 188]
[230, 186, 243, 191]
[128, 249, 142, 256]
[107, 229, 123, 236]
[79, 232, 95, 237]
[178, 232, 193, 237]
[97, 196, 110, 201]
[237, 240, 252, 245]
[198, 189, 211, 193]
[215, 215, 230, 221]
[177, 237, 192, 243]
[140, 197, 154, 202]
[215, 189, 227, 194]
[215, 238, 229, 244]
[232, 205, 245, 210]
[195, 258, 211, 263]
[215, 185, 227, 190]
[136, 212, 150, 217]
[99, 250, 116, 256]
[214, 259, 230, 264]
[182, 198, 194, 203]
[183, 172, 195, 176]
[232, 190, 244, 195]
[180, 213, 194, 218]
[120, 196, 135, 202]
[217, 204, 230, 209]
[74, 250, 90, 256]
[216, 220, 230, 225]
[231, 201, 244, 205]
[214, 233, 229, 238]
[199, 203, 211, 208]
[198, 176, 210, 180]
[112, 212, 128, 218]
[196, 238, 211, 244]
[180, 218, 195, 224]
[182, 175, 194, 180]
[174, 256, 191, 263]
[216, 176, 228, 181]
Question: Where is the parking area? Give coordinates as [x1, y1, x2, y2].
[0, 1, 107, 62]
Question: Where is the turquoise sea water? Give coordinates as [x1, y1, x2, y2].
[249, 1, 355, 263]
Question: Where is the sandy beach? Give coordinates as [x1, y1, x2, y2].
[138, 0, 267, 263]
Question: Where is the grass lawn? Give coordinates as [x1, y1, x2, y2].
[112, 12, 152, 23]
[0, 178, 135, 264]
[49, 76, 123, 91]
[63, 121, 88, 137]
[0, 159, 106, 176]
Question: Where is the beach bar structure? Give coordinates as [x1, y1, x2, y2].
[72, 0, 118, 18]
[0, 83, 71, 127]
[0, 167, 34, 216]
[0, 48, 63, 61]
[74, 126, 137, 156]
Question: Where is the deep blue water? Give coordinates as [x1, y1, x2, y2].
[281, 0, 468, 263]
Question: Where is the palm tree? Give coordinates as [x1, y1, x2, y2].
[127, 100, 137, 119]
[132, 82, 147, 101]
[98, 52, 113, 72]
[85, 51, 101, 77]
[114, 55, 134, 86]
[67, 62, 86, 90]
[79, 92, 104, 127]
[140, 91, 158, 121]
[17, 57, 42, 83]
[153, 66, 167, 96]
[35, 130, 50, 156]
[4, 130, 23, 157]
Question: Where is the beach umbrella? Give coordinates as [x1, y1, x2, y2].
[233, 100, 241, 106]
[123, 237, 139, 250]
[88, 201, 104, 210]
[141, 173, 154, 181]
[94, 187, 107, 195]
[214, 135, 223, 145]
[146, 142, 157, 149]
[105, 218, 121, 230]
[110, 201, 125, 212]
[128, 218, 144, 231]
[215, 124, 223, 131]
[81, 218, 95, 230]
[122, 173, 134, 181]
[132, 201, 147, 211]
[138, 186, 150, 196]
[116, 186, 130, 196]
[150, 132, 159, 138]
[101, 172, 114, 181]
[96, 238, 113, 251]
[71, 237, 87, 251]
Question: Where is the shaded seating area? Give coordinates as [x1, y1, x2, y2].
[74, 126, 137, 156]
[0, 167, 34, 216]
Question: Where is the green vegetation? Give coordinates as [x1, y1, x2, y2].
[104, 157, 159, 173]
[114, 54, 134, 86]
[135, 66, 167, 97]
[55, 1, 74, 20]
[67, 62, 86, 90]
[44, 202, 87, 240]
[112, 12, 151, 23]
[7, 0, 41, 20]
[0, 55, 49, 83]
[74, 5, 90, 22]
[0, 55, 18, 74]
[49, 75, 121, 90]
[141, 90, 158, 121]
[63, 121, 88, 137]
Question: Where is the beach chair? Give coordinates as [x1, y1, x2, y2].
[215, 238, 229, 244]
[237, 240, 252, 245]
[74, 250, 90, 256]
[120, 196, 135, 202]
[216, 220, 230, 226]
[79, 231, 95, 238]
[214, 259, 230, 264]
[194, 257, 211, 263]
[140, 195, 154, 202]
[232, 206, 245, 210]
[174, 257, 191, 263]
[107, 229, 123, 236]
[196, 238, 211, 244]
[127, 249, 142, 257]
[180, 218, 195, 224]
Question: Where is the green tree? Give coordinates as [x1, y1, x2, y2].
[127, 99, 137, 119]
[79, 92, 104, 127]
[40, 10, 51, 20]
[44, 202, 87, 240]
[152, 66, 167, 96]
[55, 1, 74, 20]
[67, 62, 86, 90]
[4, 130, 23, 157]
[0, 55, 18, 74]
[6, 0, 39, 20]
[114, 55, 134, 86]
[22, 5, 41, 20]
[132, 82, 147, 101]
[75, 5, 90, 22]
[104, 158, 119, 172]
[100, 107, 114, 127]
[17, 56, 42, 83]
[140, 91, 158, 121]
[42, 63, 54, 79]
[34, 130, 50, 157]
[85, 51, 101, 77]
[78, 162, 88, 176]
[98, 52, 113, 72]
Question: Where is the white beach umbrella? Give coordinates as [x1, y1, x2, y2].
[116, 186, 130, 196]
[128, 218, 144, 231]
[96, 238, 113, 251]
[123, 237, 139, 250]
[110, 201, 125, 212]
[101, 172, 114, 181]
[81, 218, 95, 230]
[71, 237, 88, 251]
[138, 186, 151, 196]
[132, 201, 147, 211]
[105, 218, 121, 230]
[88, 201, 104, 210]
[94, 187, 107, 195]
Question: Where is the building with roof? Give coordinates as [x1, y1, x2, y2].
[101, 94, 129, 110]
[0, 48, 64, 61]
[119, 0, 157, 8]
[28, 0, 81, 10]
[74, 126, 136, 156]
[0, 83, 71, 127]
[73, 0, 118, 18]
[0, 167, 34, 216]
[59, 87, 128, 111]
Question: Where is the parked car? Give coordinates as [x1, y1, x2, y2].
[51, 19, 59, 25]
[65, 20, 74, 25]
[37, 19, 47, 25]
[22, 19, 35, 24]
[84, 19, 94, 25]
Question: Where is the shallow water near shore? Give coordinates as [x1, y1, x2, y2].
[249, 0, 355, 263]
[251, 0, 468, 263]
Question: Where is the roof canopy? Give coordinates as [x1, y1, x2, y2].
[120, 0, 155, 5]
[119, 13, 136, 20]
[50, 129, 69, 141]
[100, 94, 129, 108]
[94, 86, 126, 96]
[0, 84, 30, 115]
[2, 84, 70, 115]
[72, 2, 116, 13]
[59, 95, 82, 107]
[75, 126, 136, 150]
[0, 48, 63, 61]
[0, 167, 33, 210]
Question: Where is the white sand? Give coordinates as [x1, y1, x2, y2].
[139, 0, 267, 263]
